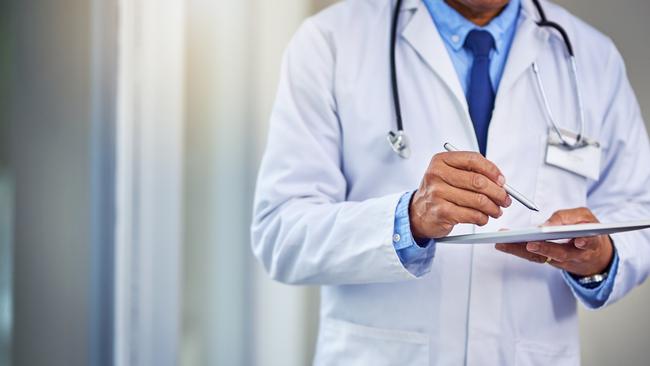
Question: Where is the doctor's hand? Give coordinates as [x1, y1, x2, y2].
[495, 208, 614, 276]
[409, 151, 512, 240]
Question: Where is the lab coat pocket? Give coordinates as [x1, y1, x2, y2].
[313, 317, 429, 366]
[515, 340, 579, 366]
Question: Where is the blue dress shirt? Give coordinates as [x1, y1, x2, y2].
[393, 190, 436, 275]
[392, 0, 617, 307]
[425, 0, 520, 95]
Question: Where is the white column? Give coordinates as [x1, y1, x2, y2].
[114, 0, 185, 365]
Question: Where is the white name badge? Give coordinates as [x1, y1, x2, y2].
[545, 128, 601, 180]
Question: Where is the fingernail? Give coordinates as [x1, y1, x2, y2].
[527, 243, 539, 251]
[498, 175, 506, 186]
[575, 239, 586, 248]
[505, 196, 512, 207]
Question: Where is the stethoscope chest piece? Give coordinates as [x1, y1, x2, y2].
[387, 130, 411, 159]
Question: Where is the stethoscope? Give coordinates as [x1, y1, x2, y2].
[387, 0, 589, 159]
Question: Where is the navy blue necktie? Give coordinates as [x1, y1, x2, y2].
[464, 30, 496, 156]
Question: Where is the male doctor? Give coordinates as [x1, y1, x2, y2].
[252, 0, 650, 364]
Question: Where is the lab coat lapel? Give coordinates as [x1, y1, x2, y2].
[496, 1, 549, 100]
[401, 1, 471, 126]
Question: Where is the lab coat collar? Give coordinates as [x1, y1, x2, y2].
[399, 0, 549, 152]
[399, 0, 420, 11]
[496, 0, 549, 98]
[400, 0, 470, 124]
[400, 0, 550, 104]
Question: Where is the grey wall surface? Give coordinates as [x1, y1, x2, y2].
[551, 1, 650, 364]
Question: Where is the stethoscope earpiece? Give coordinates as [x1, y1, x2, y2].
[387, 130, 411, 159]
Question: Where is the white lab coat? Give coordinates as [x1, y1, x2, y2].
[251, 0, 650, 364]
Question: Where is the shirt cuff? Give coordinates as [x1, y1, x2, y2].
[393, 190, 436, 277]
[562, 247, 619, 309]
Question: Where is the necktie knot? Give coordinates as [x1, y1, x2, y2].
[464, 29, 495, 58]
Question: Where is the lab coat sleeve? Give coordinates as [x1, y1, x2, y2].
[251, 19, 421, 285]
[581, 42, 650, 309]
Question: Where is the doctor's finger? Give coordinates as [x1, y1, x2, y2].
[544, 207, 597, 226]
[437, 166, 510, 207]
[441, 152, 505, 186]
[440, 184, 503, 218]
[525, 241, 584, 263]
[495, 243, 548, 263]
[437, 202, 489, 227]
[572, 236, 600, 251]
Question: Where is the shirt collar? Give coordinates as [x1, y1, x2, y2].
[423, 0, 521, 53]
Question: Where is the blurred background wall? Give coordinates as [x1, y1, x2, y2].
[181, 1, 320, 365]
[3, 0, 116, 365]
[8, 1, 96, 365]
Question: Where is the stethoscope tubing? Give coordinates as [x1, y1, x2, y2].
[387, 0, 588, 158]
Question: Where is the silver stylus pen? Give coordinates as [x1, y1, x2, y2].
[443, 143, 540, 212]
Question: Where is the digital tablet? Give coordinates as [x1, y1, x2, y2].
[436, 220, 650, 244]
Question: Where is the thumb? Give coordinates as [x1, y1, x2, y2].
[542, 211, 568, 227]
